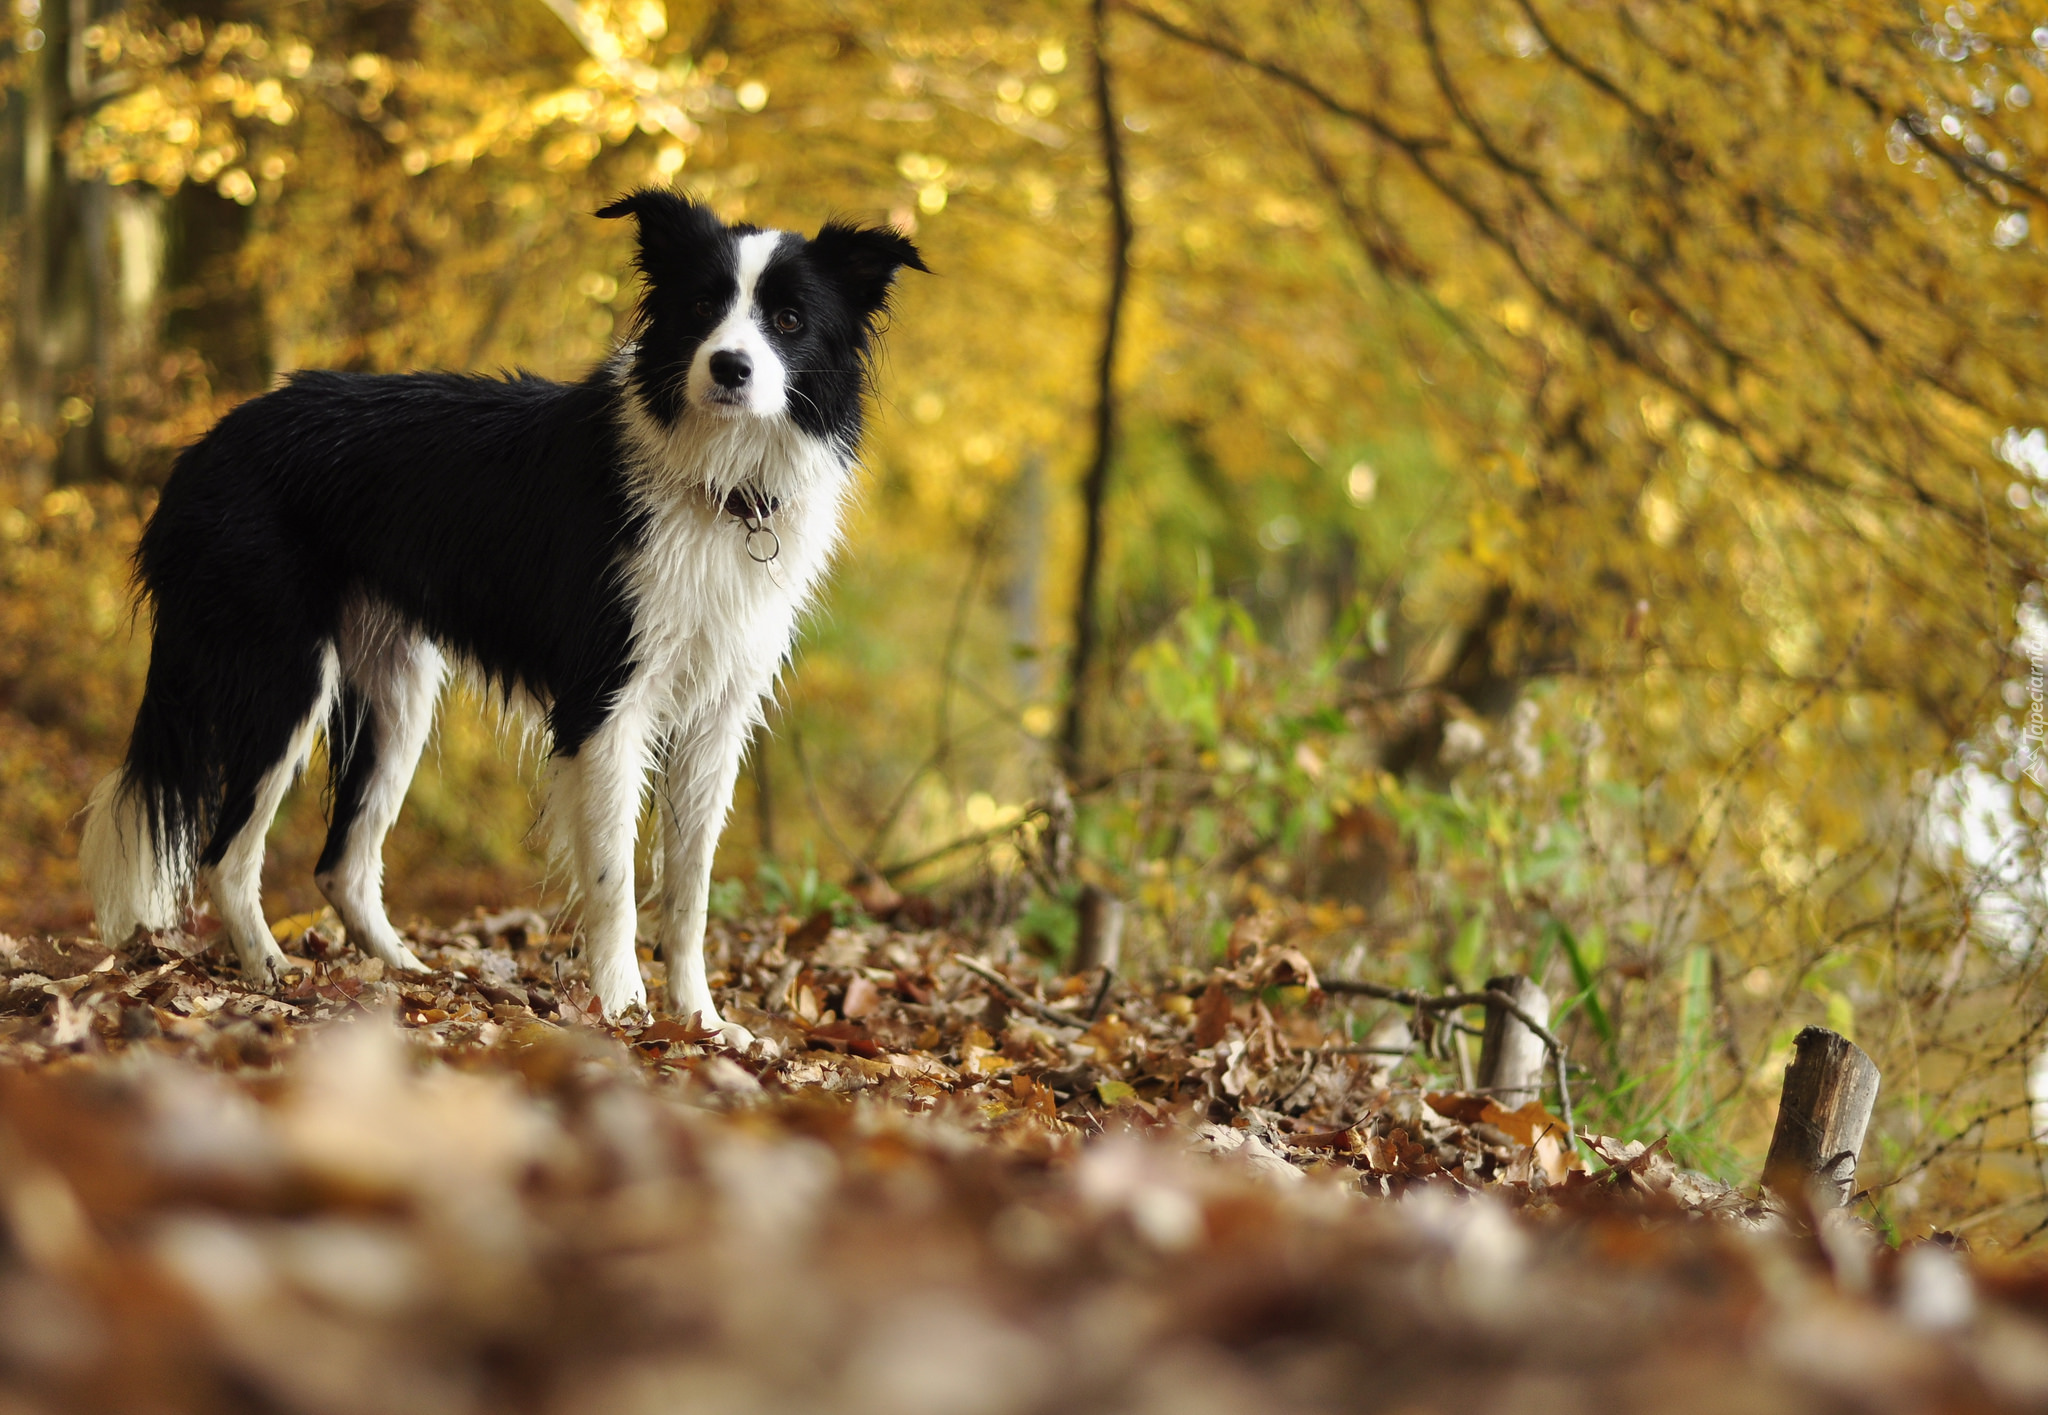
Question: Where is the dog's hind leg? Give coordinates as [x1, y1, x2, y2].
[317, 613, 442, 973]
[200, 643, 339, 988]
[547, 691, 655, 1021]
[656, 701, 757, 1050]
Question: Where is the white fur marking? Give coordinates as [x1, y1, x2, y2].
[547, 691, 657, 1017]
[316, 602, 442, 973]
[688, 230, 792, 419]
[658, 703, 755, 1026]
[80, 771, 182, 946]
[206, 645, 339, 986]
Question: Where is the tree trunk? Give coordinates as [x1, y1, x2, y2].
[1762, 1026, 1880, 1210]
[6, 0, 148, 490]
[1476, 974, 1550, 1110]
[1072, 883, 1123, 974]
[1056, 0, 1133, 778]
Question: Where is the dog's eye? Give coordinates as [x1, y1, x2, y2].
[773, 309, 802, 334]
[694, 299, 717, 319]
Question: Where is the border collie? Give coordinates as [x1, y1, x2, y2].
[78, 189, 925, 1048]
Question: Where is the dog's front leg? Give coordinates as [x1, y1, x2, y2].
[657, 711, 756, 1051]
[549, 704, 654, 1021]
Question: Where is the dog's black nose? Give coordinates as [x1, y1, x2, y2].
[709, 351, 752, 389]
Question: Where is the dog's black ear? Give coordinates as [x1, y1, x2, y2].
[597, 188, 722, 280]
[808, 220, 929, 319]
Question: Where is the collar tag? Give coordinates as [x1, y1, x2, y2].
[720, 485, 781, 563]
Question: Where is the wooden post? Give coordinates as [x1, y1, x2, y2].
[1073, 883, 1124, 974]
[1477, 974, 1550, 1109]
[1762, 1026, 1880, 1209]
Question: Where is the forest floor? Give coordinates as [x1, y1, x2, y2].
[0, 908, 2041, 1413]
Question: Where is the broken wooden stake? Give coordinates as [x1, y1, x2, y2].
[1073, 883, 1124, 974]
[1762, 1025, 1880, 1209]
[1476, 974, 1551, 1110]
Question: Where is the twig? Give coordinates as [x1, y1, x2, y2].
[1086, 966, 1117, 1021]
[1323, 977, 1576, 1138]
[880, 804, 1049, 882]
[951, 954, 1088, 1033]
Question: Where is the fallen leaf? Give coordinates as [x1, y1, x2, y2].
[1225, 912, 1273, 964]
[887, 1051, 957, 1084]
[793, 983, 822, 1025]
[1193, 980, 1234, 1049]
[1287, 1125, 1367, 1154]
[472, 979, 531, 1009]
[1424, 1092, 1491, 1125]
[841, 975, 883, 1019]
[4, 937, 112, 978]
[783, 910, 835, 955]
[1486, 1099, 1568, 1148]
[640, 1016, 724, 1046]
[848, 875, 902, 917]
[268, 909, 329, 943]
[807, 1020, 883, 1058]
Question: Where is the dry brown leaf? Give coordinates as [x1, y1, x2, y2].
[1288, 1124, 1367, 1154]
[806, 1020, 883, 1058]
[1424, 1092, 1491, 1126]
[1224, 911, 1274, 964]
[841, 974, 883, 1019]
[1486, 1099, 1568, 1148]
[1193, 980, 1234, 1049]
[793, 983, 823, 1024]
[848, 874, 903, 917]
[783, 909, 835, 955]
[639, 1016, 725, 1046]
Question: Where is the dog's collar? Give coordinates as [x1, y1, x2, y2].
[719, 485, 781, 563]
[721, 485, 779, 520]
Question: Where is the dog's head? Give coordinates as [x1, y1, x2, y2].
[598, 189, 927, 445]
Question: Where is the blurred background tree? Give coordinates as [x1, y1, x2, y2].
[6, 0, 2048, 1238]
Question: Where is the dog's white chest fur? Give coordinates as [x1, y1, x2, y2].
[616, 391, 852, 731]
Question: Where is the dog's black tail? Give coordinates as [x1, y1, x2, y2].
[80, 593, 240, 945]
[82, 428, 336, 945]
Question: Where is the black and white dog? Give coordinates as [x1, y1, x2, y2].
[79, 190, 924, 1048]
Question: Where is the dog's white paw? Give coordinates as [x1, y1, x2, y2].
[683, 1010, 757, 1053]
[385, 945, 432, 974]
[351, 927, 431, 974]
[362, 943, 431, 974]
[608, 999, 654, 1030]
[242, 947, 301, 992]
[595, 981, 651, 1025]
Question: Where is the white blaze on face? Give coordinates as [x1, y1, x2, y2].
[689, 230, 792, 418]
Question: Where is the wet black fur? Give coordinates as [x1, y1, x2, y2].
[114, 191, 924, 880]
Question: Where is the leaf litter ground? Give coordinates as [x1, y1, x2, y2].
[0, 908, 2043, 1413]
